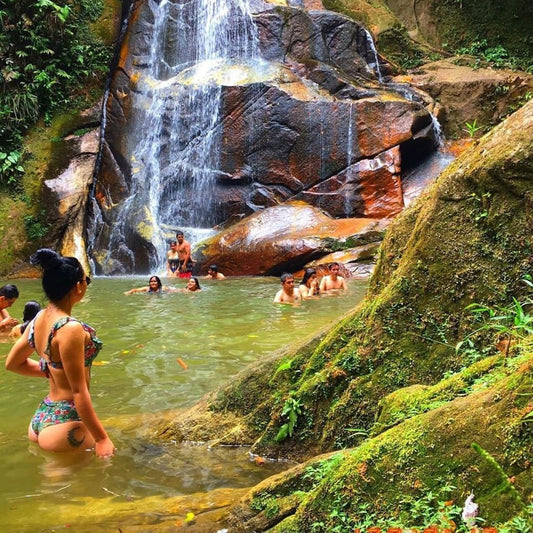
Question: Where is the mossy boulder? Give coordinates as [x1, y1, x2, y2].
[225, 355, 533, 530]
[150, 100, 532, 529]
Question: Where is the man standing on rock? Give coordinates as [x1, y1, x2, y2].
[274, 273, 302, 304]
[176, 230, 193, 278]
[0, 284, 19, 331]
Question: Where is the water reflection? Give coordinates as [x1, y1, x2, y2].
[0, 276, 366, 530]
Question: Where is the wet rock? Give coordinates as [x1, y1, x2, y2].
[93, 0, 438, 272]
[193, 201, 388, 275]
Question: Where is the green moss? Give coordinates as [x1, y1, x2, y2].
[431, 0, 533, 70]
[90, 0, 122, 45]
[0, 194, 29, 276]
[322, 0, 398, 33]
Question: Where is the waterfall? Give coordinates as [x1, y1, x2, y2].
[363, 29, 383, 82]
[344, 104, 356, 216]
[110, 0, 259, 268]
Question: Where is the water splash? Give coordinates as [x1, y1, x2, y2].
[110, 0, 259, 269]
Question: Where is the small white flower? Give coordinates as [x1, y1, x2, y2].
[462, 492, 479, 528]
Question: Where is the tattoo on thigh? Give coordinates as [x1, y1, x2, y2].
[67, 427, 86, 448]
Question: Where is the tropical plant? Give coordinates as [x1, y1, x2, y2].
[275, 396, 302, 442]
[464, 119, 482, 137]
[457, 276, 533, 358]
[0, 0, 110, 185]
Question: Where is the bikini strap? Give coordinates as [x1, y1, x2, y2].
[44, 316, 81, 356]
[27, 310, 44, 349]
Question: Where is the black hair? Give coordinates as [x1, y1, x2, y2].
[209, 264, 218, 272]
[176, 231, 184, 237]
[30, 248, 85, 302]
[20, 300, 41, 334]
[280, 272, 294, 283]
[22, 300, 41, 322]
[190, 277, 201, 290]
[329, 262, 340, 270]
[170, 240, 177, 245]
[0, 284, 19, 299]
[301, 268, 317, 286]
[149, 275, 163, 290]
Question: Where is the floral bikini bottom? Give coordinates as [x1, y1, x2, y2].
[31, 396, 81, 436]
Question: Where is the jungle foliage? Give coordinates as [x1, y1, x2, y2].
[0, 0, 111, 186]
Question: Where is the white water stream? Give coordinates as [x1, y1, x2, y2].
[108, 0, 260, 266]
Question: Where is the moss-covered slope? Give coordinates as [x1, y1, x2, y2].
[210, 100, 533, 531]
[225, 353, 533, 530]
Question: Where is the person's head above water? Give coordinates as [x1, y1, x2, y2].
[0, 284, 19, 309]
[148, 276, 163, 291]
[280, 272, 294, 284]
[301, 268, 317, 286]
[186, 277, 201, 291]
[30, 248, 90, 303]
[22, 301, 41, 322]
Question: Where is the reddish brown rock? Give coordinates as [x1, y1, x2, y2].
[193, 202, 388, 275]
[92, 0, 438, 273]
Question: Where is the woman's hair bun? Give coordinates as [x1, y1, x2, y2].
[30, 248, 61, 269]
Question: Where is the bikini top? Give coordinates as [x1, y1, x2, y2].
[28, 316, 103, 375]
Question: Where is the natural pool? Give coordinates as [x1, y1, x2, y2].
[0, 276, 367, 531]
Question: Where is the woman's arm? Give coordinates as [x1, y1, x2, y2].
[124, 287, 148, 295]
[5, 326, 46, 378]
[58, 321, 115, 458]
[0, 308, 18, 330]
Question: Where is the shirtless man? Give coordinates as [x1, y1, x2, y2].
[273, 273, 301, 304]
[166, 240, 180, 277]
[176, 230, 193, 278]
[203, 264, 226, 280]
[0, 284, 19, 331]
[319, 262, 347, 292]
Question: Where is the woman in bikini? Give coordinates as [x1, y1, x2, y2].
[5, 249, 115, 459]
[166, 240, 180, 277]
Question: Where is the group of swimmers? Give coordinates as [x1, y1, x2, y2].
[0, 284, 40, 338]
[1, 244, 347, 462]
[274, 262, 347, 304]
[125, 262, 346, 304]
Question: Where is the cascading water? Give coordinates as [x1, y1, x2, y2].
[91, 0, 443, 274]
[363, 29, 383, 82]
[108, 0, 259, 269]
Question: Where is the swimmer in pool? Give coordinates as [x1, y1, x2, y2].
[124, 275, 177, 295]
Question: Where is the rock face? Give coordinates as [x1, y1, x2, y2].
[401, 58, 533, 138]
[43, 129, 99, 274]
[92, 0, 439, 274]
[37, 105, 103, 274]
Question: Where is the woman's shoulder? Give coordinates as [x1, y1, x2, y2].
[51, 316, 89, 335]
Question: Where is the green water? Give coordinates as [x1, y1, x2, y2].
[0, 276, 366, 531]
